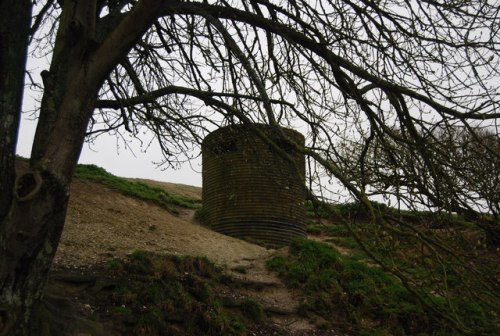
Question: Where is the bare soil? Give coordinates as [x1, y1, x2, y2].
[54, 178, 271, 269]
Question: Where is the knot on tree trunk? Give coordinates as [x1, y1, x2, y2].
[15, 170, 43, 202]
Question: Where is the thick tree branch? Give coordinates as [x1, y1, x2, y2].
[95, 85, 294, 109]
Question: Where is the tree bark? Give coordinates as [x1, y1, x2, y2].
[0, 0, 31, 221]
[31, 0, 99, 165]
[0, 171, 69, 335]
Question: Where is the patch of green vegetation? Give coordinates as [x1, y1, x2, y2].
[194, 207, 210, 225]
[305, 200, 331, 218]
[74, 164, 200, 213]
[324, 223, 351, 237]
[240, 298, 264, 322]
[231, 265, 248, 274]
[100, 252, 246, 335]
[106, 258, 123, 272]
[309, 199, 477, 232]
[331, 201, 393, 220]
[305, 220, 324, 235]
[267, 238, 497, 335]
[112, 306, 132, 314]
[129, 249, 148, 261]
[326, 236, 360, 250]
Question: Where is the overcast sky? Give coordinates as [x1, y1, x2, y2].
[16, 95, 203, 187]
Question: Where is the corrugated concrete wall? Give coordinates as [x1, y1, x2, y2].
[202, 124, 306, 246]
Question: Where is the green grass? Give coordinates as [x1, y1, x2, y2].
[102, 252, 245, 335]
[74, 164, 200, 213]
[231, 265, 248, 274]
[240, 298, 264, 322]
[305, 200, 332, 218]
[306, 198, 478, 231]
[306, 206, 499, 335]
[267, 238, 497, 336]
[194, 207, 210, 225]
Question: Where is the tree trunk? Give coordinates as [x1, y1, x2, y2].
[0, 70, 100, 334]
[0, 60, 100, 336]
[1, 1, 166, 333]
[0, 1, 96, 332]
[0, 172, 69, 335]
[0, 0, 31, 221]
[0, 77, 99, 336]
[0, 1, 54, 333]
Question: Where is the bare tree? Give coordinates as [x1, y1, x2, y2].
[1, 0, 498, 334]
[339, 125, 499, 218]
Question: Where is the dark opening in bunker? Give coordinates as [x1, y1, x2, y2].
[209, 138, 238, 154]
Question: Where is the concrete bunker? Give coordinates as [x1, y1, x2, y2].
[202, 124, 306, 246]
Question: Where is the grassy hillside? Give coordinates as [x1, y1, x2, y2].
[73, 163, 499, 335]
[267, 238, 497, 335]
[74, 164, 201, 214]
[15, 158, 497, 335]
[300, 202, 498, 335]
